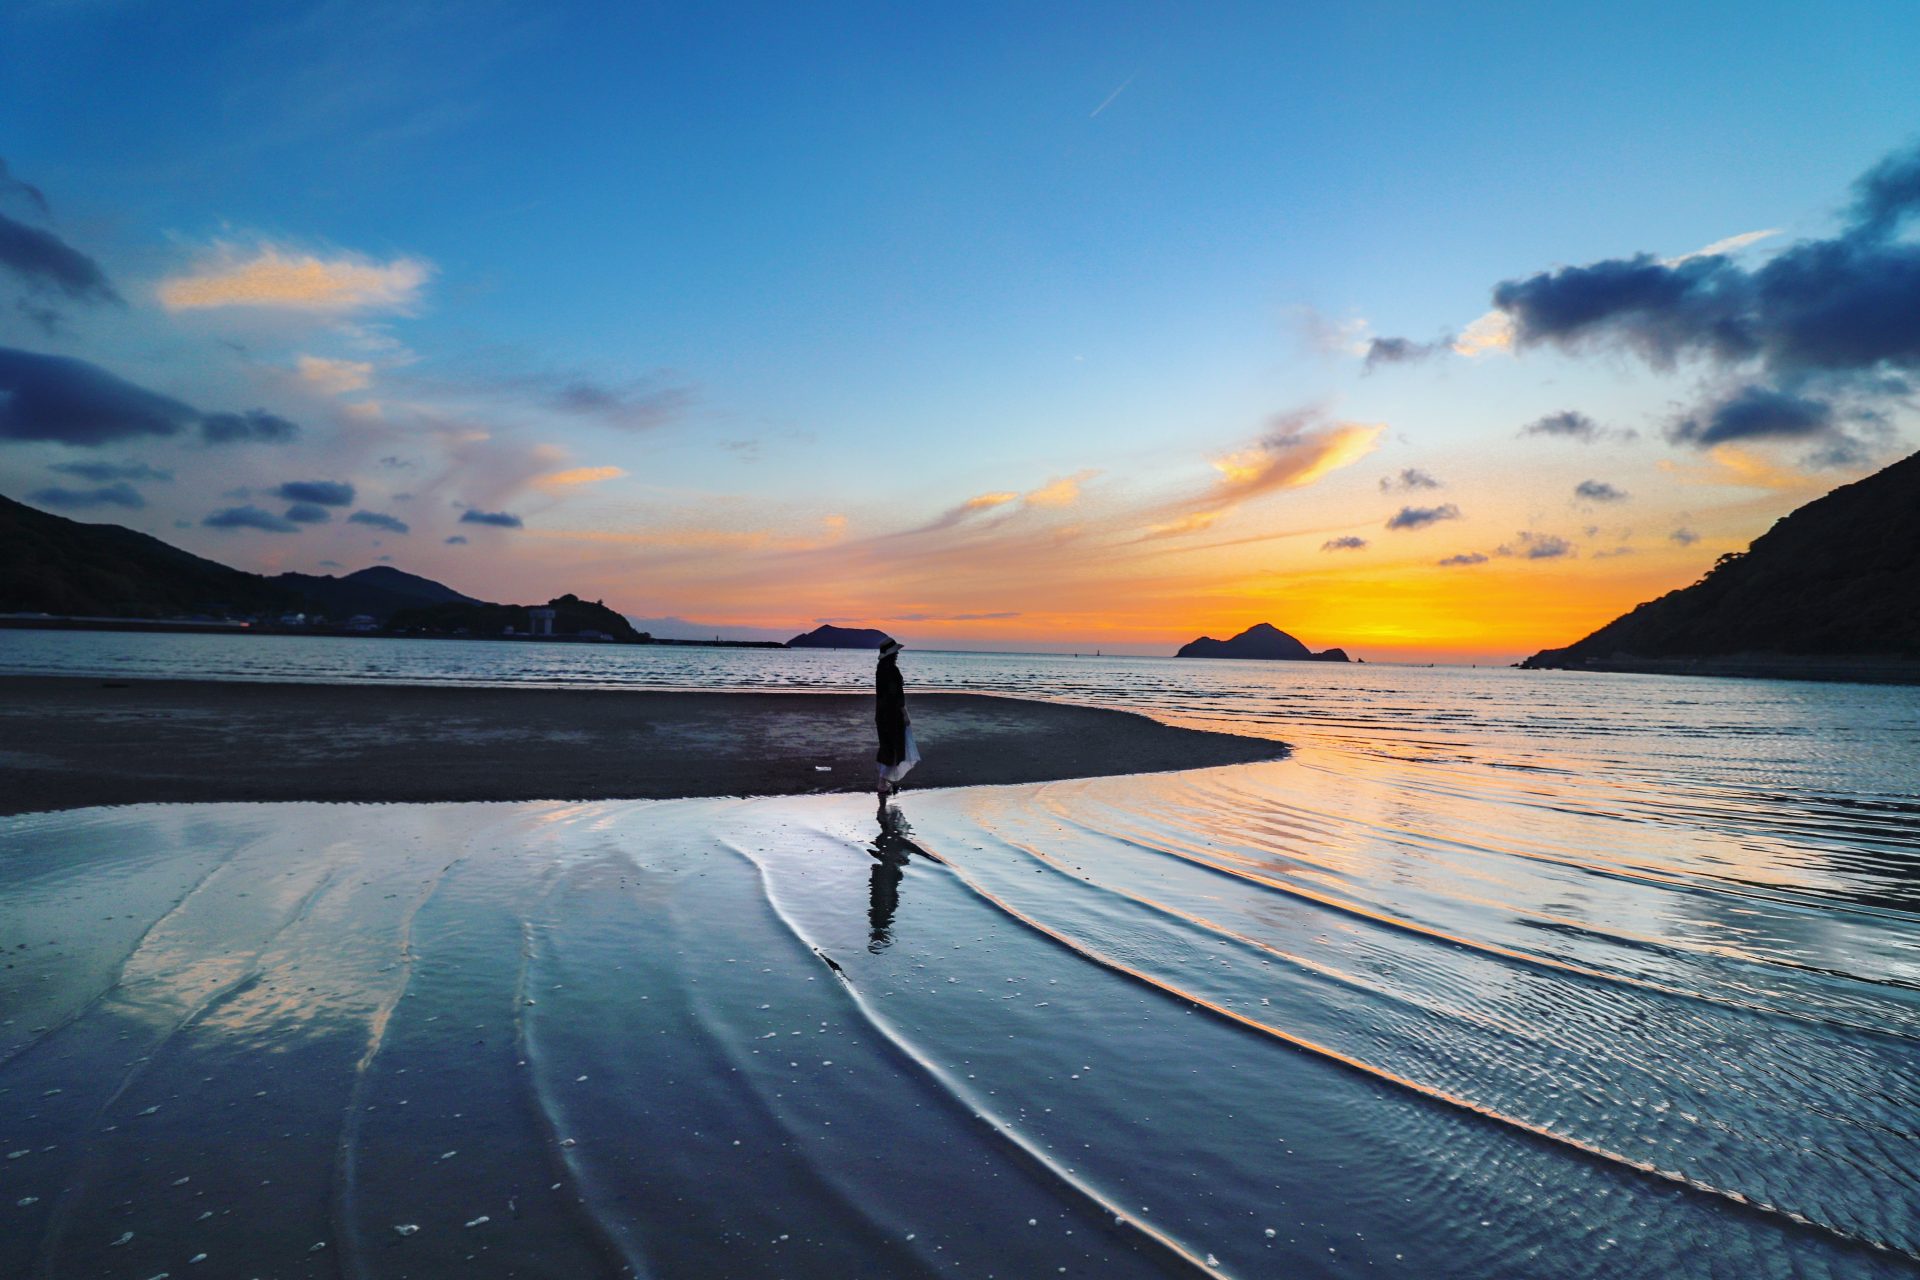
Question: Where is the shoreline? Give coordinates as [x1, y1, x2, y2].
[0, 675, 1288, 816]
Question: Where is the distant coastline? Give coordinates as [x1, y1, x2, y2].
[0, 613, 788, 648]
[1522, 652, 1920, 686]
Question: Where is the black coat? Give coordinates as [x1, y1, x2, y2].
[875, 657, 908, 766]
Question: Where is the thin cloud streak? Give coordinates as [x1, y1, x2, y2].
[1089, 74, 1136, 118]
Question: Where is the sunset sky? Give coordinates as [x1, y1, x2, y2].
[3, 2, 1917, 661]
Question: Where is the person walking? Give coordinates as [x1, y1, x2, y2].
[874, 638, 918, 812]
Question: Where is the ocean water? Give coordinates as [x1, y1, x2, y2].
[1, 630, 1917, 1277]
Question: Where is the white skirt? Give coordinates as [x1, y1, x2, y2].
[881, 726, 921, 783]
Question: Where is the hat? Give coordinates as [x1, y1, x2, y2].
[878, 638, 903, 657]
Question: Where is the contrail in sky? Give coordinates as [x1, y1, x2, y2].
[1089, 74, 1136, 118]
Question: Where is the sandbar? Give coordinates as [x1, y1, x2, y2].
[0, 674, 1286, 815]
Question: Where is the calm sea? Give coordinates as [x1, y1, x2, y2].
[3, 628, 1917, 1276]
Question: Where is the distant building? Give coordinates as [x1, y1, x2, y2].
[529, 607, 556, 637]
[344, 615, 378, 632]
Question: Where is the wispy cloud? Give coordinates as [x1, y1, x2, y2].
[296, 354, 375, 394]
[1089, 74, 1136, 118]
[159, 245, 431, 312]
[1449, 311, 1513, 357]
[1663, 228, 1780, 266]
[1026, 470, 1095, 508]
[1203, 414, 1383, 508]
[532, 465, 627, 491]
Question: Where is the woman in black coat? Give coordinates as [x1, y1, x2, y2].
[874, 638, 915, 806]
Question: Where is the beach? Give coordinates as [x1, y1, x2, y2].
[2, 649, 1917, 1278]
[0, 675, 1286, 815]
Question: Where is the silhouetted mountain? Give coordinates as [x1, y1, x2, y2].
[272, 565, 479, 621]
[1525, 449, 1920, 672]
[0, 491, 294, 619]
[1177, 622, 1350, 661]
[788, 624, 893, 648]
[0, 492, 596, 634]
[389, 593, 648, 641]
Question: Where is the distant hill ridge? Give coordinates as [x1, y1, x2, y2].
[1524, 448, 1920, 674]
[274, 565, 481, 620]
[2, 491, 292, 619]
[1176, 622, 1351, 662]
[0, 491, 610, 635]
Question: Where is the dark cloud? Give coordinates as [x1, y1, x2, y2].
[317, 559, 343, 568]
[444, 534, 468, 545]
[28, 482, 144, 510]
[424, 366, 695, 432]
[0, 346, 305, 449]
[1666, 384, 1832, 447]
[1362, 336, 1446, 371]
[204, 505, 299, 533]
[1574, 479, 1629, 503]
[1498, 531, 1574, 560]
[1848, 142, 1920, 240]
[1493, 253, 1746, 366]
[275, 480, 355, 507]
[1520, 409, 1638, 443]
[1321, 535, 1368, 551]
[1437, 552, 1488, 566]
[49, 460, 172, 483]
[379, 455, 415, 469]
[1385, 503, 1461, 530]
[285, 502, 333, 523]
[200, 409, 300, 445]
[0, 160, 119, 310]
[459, 508, 522, 528]
[547, 378, 693, 429]
[1670, 527, 1701, 546]
[0, 347, 198, 445]
[0, 158, 52, 216]
[0, 213, 120, 304]
[1488, 140, 1920, 466]
[349, 510, 410, 534]
[1379, 468, 1442, 492]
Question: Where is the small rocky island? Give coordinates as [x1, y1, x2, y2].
[1176, 622, 1350, 662]
[787, 624, 895, 649]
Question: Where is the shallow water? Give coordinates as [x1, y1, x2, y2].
[1, 631, 1917, 1276]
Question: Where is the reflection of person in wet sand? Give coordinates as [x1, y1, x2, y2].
[874, 638, 919, 815]
[868, 807, 916, 952]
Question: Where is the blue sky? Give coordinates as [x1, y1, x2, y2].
[3, 1, 1917, 656]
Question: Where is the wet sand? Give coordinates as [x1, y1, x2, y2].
[0, 675, 1286, 815]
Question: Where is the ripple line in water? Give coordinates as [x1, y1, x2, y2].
[908, 823, 1920, 1266]
[1031, 780, 1920, 1038]
[29, 863, 340, 1279]
[0, 824, 270, 1073]
[717, 835, 1225, 1279]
